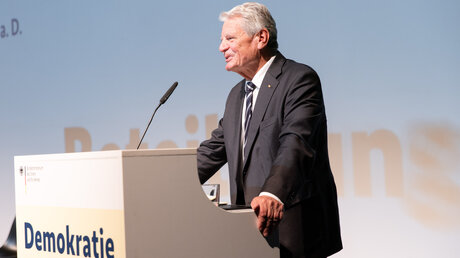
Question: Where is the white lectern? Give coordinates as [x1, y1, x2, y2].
[14, 149, 279, 257]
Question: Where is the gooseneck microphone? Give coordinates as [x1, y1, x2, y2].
[137, 81, 179, 150]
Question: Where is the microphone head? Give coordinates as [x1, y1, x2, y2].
[159, 81, 179, 104]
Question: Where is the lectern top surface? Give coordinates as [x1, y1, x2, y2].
[14, 148, 197, 161]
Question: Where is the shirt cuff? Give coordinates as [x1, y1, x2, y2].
[259, 192, 284, 205]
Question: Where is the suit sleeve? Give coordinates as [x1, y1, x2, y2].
[261, 67, 327, 207]
[197, 118, 228, 184]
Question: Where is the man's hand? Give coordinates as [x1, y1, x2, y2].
[251, 196, 284, 237]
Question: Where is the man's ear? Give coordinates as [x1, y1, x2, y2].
[257, 28, 270, 50]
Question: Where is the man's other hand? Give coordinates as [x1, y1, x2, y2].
[251, 195, 284, 237]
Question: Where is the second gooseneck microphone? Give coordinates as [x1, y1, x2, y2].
[137, 81, 179, 149]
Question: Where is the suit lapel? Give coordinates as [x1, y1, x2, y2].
[228, 80, 245, 176]
[243, 54, 286, 166]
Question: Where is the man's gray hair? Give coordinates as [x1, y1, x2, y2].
[219, 2, 278, 51]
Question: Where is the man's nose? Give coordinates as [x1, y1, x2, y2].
[219, 40, 228, 53]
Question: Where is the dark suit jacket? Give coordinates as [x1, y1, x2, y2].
[197, 53, 342, 257]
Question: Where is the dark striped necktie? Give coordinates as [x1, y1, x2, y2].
[244, 81, 256, 152]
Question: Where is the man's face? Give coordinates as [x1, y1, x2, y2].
[219, 17, 260, 76]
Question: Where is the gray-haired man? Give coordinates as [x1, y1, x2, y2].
[198, 3, 342, 257]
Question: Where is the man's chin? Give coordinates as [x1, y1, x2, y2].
[225, 63, 238, 72]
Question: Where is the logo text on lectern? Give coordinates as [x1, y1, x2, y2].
[24, 222, 115, 257]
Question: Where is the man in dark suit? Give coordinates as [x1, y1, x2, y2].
[197, 2, 342, 257]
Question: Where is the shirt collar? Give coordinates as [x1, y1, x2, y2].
[247, 55, 276, 88]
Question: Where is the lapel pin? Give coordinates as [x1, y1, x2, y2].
[268, 84, 272, 88]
